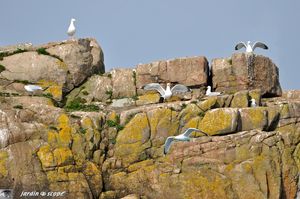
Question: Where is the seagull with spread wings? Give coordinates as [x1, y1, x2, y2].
[164, 128, 208, 154]
[143, 82, 189, 101]
[235, 41, 268, 53]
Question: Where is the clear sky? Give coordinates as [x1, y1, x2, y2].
[1, 1, 299, 89]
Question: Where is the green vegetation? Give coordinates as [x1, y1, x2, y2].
[105, 89, 113, 99]
[106, 115, 124, 131]
[198, 111, 206, 117]
[181, 103, 187, 109]
[65, 97, 100, 112]
[13, 105, 23, 109]
[0, 48, 27, 60]
[0, 64, 6, 73]
[36, 48, 63, 61]
[79, 127, 87, 134]
[131, 95, 139, 101]
[107, 73, 112, 78]
[13, 80, 31, 84]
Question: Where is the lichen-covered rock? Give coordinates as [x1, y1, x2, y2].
[230, 90, 249, 108]
[135, 93, 160, 106]
[0, 38, 104, 101]
[199, 108, 239, 135]
[66, 75, 112, 104]
[111, 69, 136, 98]
[136, 56, 209, 94]
[212, 53, 282, 97]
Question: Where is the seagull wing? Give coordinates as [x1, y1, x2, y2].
[171, 84, 189, 94]
[235, 42, 247, 50]
[144, 83, 165, 96]
[164, 137, 174, 154]
[183, 128, 208, 137]
[252, 42, 268, 50]
[26, 85, 43, 90]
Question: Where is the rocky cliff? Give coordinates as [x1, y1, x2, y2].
[0, 38, 299, 199]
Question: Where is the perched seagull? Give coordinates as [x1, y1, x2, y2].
[235, 41, 268, 53]
[24, 85, 43, 96]
[205, 86, 221, 96]
[250, 98, 257, 107]
[164, 128, 208, 154]
[143, 83, 189, 101]
[67, 18, 76, 39]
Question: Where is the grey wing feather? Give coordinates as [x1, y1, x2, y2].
[144, 83, 165, 96]
[171, 84, 189, 93]
[252, 42, 268, 50]
[235, 42, 247, 50]
[183, 128, 208, 137]
[164, 137, 174, 154]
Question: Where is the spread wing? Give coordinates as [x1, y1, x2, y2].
[143, 83, 165, 96]
[171, 84, 189, 94]
[164, 137, 174, 154]
[183, 128, 208, 137]
[235, 42, 247, 50]
[252, 42, 268, 50]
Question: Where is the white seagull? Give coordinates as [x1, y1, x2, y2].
[67, 18, 76, 39]
[250, 98, 257, 107]
[24, 85, 43, 96]
[143, 83, 189, 101]
[164, 128, 208, 154]
[235, 41, 268, 53]
[205, 86, 221, 96]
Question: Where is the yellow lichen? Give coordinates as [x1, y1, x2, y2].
[56, 60, 68, 70]
[37, 145, 57, 169]
[53, 147, 74, 166]
[38, 80, 63, 100]
[0, 151, 9, 177]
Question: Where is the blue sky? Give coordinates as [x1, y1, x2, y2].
[1, 1, 299, 89]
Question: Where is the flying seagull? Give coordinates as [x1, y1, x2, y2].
[164, 128, 208, 154]
[143, 83, 189, 101]
[250, 98, 257, 107]
[67, 18, 76, 39]
[206, 86, 221, 96]
[235, 41, 268, 53]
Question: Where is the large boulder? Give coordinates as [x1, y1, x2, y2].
[0, 38, 104, 101]
[136, 56, 209, 95]
[211, 53, 282, 97]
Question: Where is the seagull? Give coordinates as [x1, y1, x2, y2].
[250, 98, 257, 107]
[235, 41, 268, 53]
[67, 18, 76, 39]
[164, 128, 208, 154]
[205, 86, 221, 96]
[24, 85, 44, 96]
[143, 83, 189, 101]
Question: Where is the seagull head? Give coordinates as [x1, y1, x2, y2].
[250, 98, 256, 103]
[207, 86, 211, 91]
[166, 83, 171, 87]
[247, 41, 251, 45]
[71, 18, 76, 23]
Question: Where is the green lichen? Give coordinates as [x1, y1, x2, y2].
[36, 48, 63, 61]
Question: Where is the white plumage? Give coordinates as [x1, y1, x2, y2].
[205, 86, 221, 96]
[24, 85, 43, 92]
[250, 98, 257, 107]
[143, 83, 189, 101]
[67, 18, 76, 38]
[164, 128, 208, 154]
[235, 41, 268, 53]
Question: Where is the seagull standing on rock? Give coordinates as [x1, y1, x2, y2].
[143, 83, 189, 102]
[235, 41, 268, 53]
[24, 85, 43, 96]
[164, 128, 208, 154]
[250, 98, 257, 107]
[205, 86, 221, 96]
[67, 18, 76, 40]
